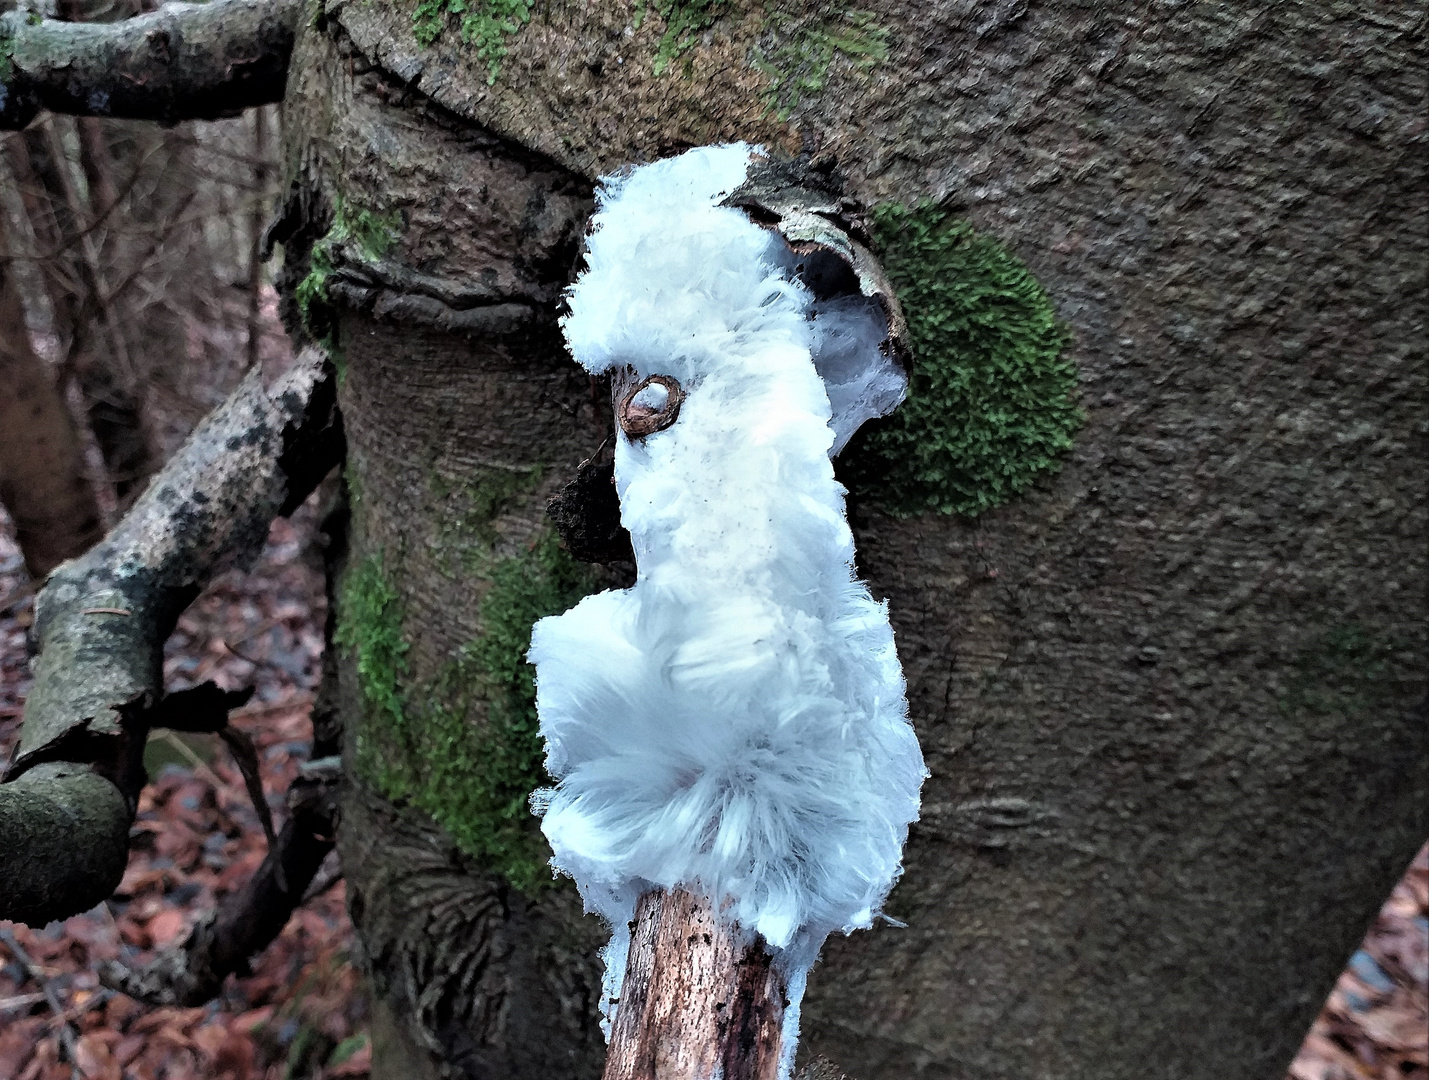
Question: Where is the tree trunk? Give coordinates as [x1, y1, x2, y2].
[5, 2, 1421, 1078]
[266, 4, 1424, 1078]
[0, 212, 103, 579]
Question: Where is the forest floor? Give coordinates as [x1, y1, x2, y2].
[0, 505, 1424, 1079]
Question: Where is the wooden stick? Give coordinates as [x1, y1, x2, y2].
[603, 888, 786, 1080]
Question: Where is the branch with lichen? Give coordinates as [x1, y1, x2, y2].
[0, 348, 341, 927]
[0, 0, 299, 131]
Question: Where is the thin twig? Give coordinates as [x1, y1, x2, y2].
[0, 926, 82, 1074]
[151, 729, 227, 792]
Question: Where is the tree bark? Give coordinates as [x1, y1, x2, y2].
[0, 210, 104, 578]
[0, 0, 299, 131]
[604, 889, 785, 1080]
[4, 2, 1423, 1079]
[269, 5, 1424, 1078]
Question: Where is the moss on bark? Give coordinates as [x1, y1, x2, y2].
[842, 201, 1082, 517]
[338, 527, 598, 892]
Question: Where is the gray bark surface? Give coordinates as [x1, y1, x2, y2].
[0, 0, 297, 130]
[273, 4, 1426, 1077]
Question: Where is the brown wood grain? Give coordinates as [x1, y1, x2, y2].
[603, 888, 785, 1080]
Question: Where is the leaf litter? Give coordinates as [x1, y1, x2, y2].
[1, 502, 369, 1080]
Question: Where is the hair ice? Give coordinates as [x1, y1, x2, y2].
[529, 144, 926, 1075]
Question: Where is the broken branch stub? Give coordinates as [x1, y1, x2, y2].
[0, 0, 300, 132]
[0, 349, 342, 926]
[603, 888, 785, 1080]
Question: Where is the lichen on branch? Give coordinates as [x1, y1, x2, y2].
[0, 0, 300, 131]
[0, 350, 342, 926]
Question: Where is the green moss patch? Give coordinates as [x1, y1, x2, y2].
[0, 26, 15, 85]
[411, 0, 531, 82]
[295, 194, 399, 371]
[753, 8, 889, 120]
[295, 193, 399, 323]
[842, 202, 1082, 517]
[336, 553, 410, 760]
[430, 465, 546, 575]
[338, 532, 598, 892]
[637, 0, 729, 76]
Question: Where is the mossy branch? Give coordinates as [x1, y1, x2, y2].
[0, 0, 299, 131]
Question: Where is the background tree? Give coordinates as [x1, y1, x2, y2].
[1, 2, 1424, 1079]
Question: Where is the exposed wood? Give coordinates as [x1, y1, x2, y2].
[0, 0, 300, 132]
[603, 888, 785, 1080]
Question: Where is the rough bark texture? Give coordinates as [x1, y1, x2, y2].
[0, 349, 341, 925]
[263, 3, 1427, 1078]
[604, 889, 785, 1080]
[0, 0, 298, 131]
[0, 212, 104, 578]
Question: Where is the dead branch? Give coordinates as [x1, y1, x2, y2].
[99, 757, 341, 1007]
[0, 0, 300, 132]
[0, 347, 342, 927]
[603, 888, 786, 1080]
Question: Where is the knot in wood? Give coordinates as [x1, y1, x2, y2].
[618, 374, 684, 439]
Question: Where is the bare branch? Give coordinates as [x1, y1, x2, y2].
[0, 0, 300, 132]
[99, 759, 340, 1007]
[603, 888, 786, 1080]
[0, 348, 341, 926]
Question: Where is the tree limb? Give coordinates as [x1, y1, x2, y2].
[0, 348, 341, 926]
[0, 0, 300, 132]
[99, 758, 341, 1007]
[603, 888, 786, 1080]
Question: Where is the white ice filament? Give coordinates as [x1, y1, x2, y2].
[528, 144, 926, 1075]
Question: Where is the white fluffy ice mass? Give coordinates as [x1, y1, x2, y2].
[528, 144, 926, 1070]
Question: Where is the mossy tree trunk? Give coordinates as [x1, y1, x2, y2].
[272, 3, 1426, 1078]
[13, 1, 1418, 1077]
